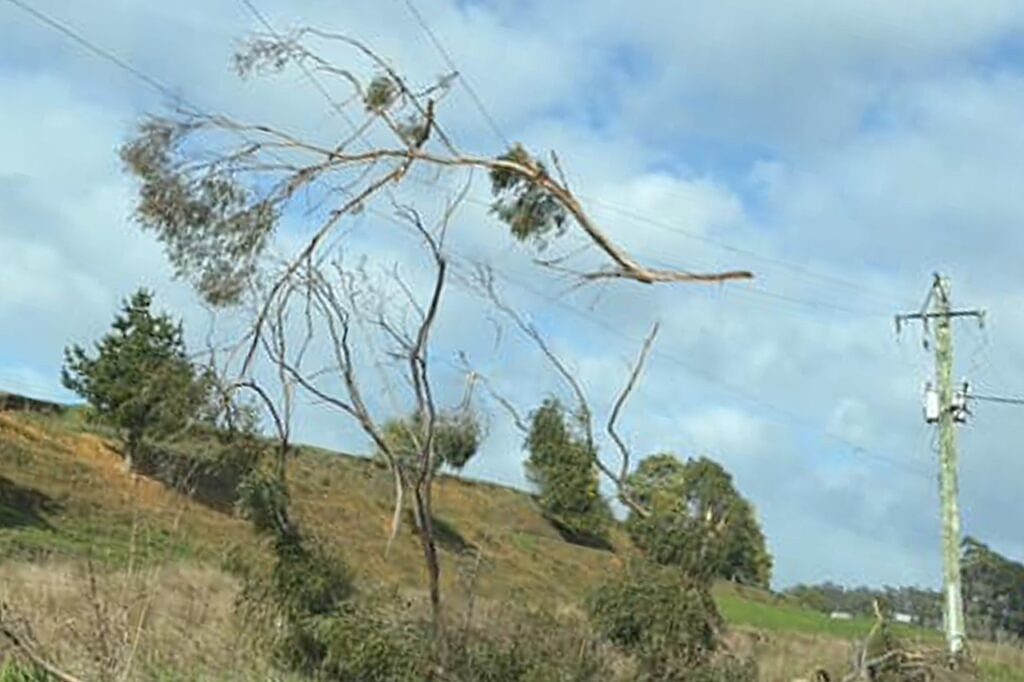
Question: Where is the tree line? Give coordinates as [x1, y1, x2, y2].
[785, 537, 1024, 644]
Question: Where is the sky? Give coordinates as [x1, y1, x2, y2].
[3, 0, 1024, 590]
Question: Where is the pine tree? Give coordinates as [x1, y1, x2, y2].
[62, 289, 208, 470]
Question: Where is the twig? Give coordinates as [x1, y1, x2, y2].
[0, 605, 87, 682]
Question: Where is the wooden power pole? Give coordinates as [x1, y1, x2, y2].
[896, 273, 984, 662]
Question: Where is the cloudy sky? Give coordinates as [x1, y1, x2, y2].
[4, 0, 1024, 590]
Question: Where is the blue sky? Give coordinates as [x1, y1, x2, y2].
[4, 0, 1024, 590]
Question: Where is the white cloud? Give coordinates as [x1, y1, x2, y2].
[3, 0, 1024, 591]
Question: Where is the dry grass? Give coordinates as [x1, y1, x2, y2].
[0, 410, 621, 602]
[2, 409, 1024, 680]
[0, 560, 250, 679]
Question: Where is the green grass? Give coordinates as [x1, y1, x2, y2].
[0, 662, 49, 682]
[983, 663, 1024, 682]
[715, 583, 942, 643]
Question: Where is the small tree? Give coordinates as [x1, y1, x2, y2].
[62, 289, 208, 471]
[525, 398, 611, 543]
[624, 454, 772, 587]
[377, 409, 482, 476]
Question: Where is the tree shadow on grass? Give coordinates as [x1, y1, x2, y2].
[0, 476, 61, 531]
[403, 509, 477, 556]
[544, 514, 614, 552]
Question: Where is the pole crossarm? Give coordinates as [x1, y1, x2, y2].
[895, 310, 985, 323]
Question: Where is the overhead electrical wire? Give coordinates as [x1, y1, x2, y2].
[968, 393, 1024, 406]
[358, 203, 934, 480]
[394, 0, 908, 310]
[3, 0, 187, 104]
[6, 0, 934, 482]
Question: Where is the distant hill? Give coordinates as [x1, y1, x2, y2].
[0, 389, 67, 415]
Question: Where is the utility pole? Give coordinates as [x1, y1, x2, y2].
[895, 273, 984, 663]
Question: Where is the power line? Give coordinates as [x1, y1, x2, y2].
[584, 198, 903, 308]
[402, 172, 898, 319]
[3, 0, 186, 104]
[394, 1, 905, 308]
[968, 393, 1024, 406]
[398, 0, 510, 148]
[8, 0, 926, 479]
[629, 249, 893, 317]
[472, 259, 930, 477]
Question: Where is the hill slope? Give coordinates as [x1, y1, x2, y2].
[2, 404, 1022, 680]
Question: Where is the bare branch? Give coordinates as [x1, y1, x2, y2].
[608, 322, 660, 483]
[0, 604, 86, 682]
[472, 265, 652, 517]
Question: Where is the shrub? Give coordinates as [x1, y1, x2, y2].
[446, 606, 611, 682]
[587, 560, 756, 682]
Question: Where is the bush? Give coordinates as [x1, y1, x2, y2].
[134, 431, 261, 512]
[231, 536, 356, 676]
[446, 606, 611, 682]
[586, 560, 756, 682]
[312, 595, 435, 681]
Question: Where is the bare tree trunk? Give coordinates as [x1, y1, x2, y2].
[411, 482, 444, 639]
[124, 431, 140, 474]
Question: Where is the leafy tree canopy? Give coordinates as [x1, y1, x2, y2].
[962, 536, 1024, 641]
[625, 454, 772, 587]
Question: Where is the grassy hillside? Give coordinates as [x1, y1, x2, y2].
[1, 404, 1022, 680]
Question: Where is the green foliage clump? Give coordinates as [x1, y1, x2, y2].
[134, 400, 265, 511]
[625, 454, 772, 587]
[447, 606, 611, 682]
[525, 399, 611, 544]
[365, 74, 399, 113]
[963, 536, 1024, 641]
[231, 520, 356, 675]
[309, 594, 434, 681]
[231, 459, 359, 677]
[120, 119, 277, 306]
[489, 144, 568, 248]
[0, 663, 49, 682]
[61, 289, 211, 469]
[587, 560, 756, 682]
[377, 409, 482, 476]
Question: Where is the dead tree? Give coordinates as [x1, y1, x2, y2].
[120, 27, 752, 641]
[229, 199, 464, 639]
